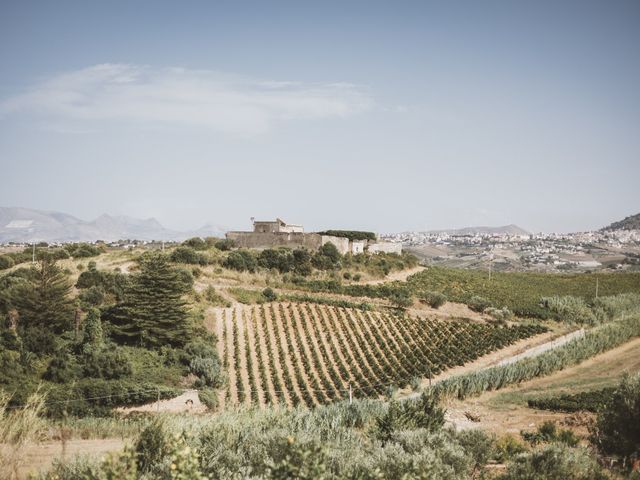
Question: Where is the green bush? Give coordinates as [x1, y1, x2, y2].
[468, 295, 492, 312]
[135, 419, 170, 473]
[528, 388, 615, 413]
[198, 388, 218, 410]
[540, 296, 596, 325]
[83, 348, 133, 380]
[182, 237, 208, 250]
[170, 246, 208, 265]
[223, 250, 257, 272]
[70, 243, 102, 258]
[214, 238, 235, 251]
[499, 444, 607, 480]
[263, 287, 278, 302]
[0, 255, 15, 270]
[421, 291, 447, 309]
[43, 351, 79, 383]
[521, 421, 579, 447]
[590, 372, 640, 463]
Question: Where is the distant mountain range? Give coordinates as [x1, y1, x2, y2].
[421, 224, 530, 236]
[602, 213, 640, 231]
[0, 207, 226, 243]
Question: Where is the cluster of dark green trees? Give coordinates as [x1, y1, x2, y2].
[0, 251, 222, 414]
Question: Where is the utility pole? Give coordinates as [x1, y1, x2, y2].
[349, 383, 353, 404]
[595, 277, 599, 299]
[32, 242, 35, 263]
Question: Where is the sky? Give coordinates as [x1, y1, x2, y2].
[0, 1, 639, 234]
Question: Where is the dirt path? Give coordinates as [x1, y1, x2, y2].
[363, 265, 426, 285]
[117, 389, 206, 414]
[445, 337, 640, 434]
[495, 328, 585, 366]
[398, 325, 575, 400]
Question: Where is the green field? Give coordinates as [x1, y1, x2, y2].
[407, 267, 640, 318]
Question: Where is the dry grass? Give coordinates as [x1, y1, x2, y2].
[0, 389, 47, 479]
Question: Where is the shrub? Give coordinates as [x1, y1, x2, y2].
[389, 289, 413, 309]
[468, 296, 492, 312]
[263, 287, 278, 302]
[83, 348, 133, 380]
[521, 421, 580, 447]
[223, 250, 257, 272]
[493, 434, 527, 462]
[499, 444, 607, 480]
[198, 388, 218, 410]
[485, 306, 514, 323]
[258, 249, 293, 273]
[353, 273, 362, 282]
[190, 356, 223, 388]
[528, 388, 615, 413]
[214, 238, 235, 251]
[170, 246, 207, 265]
[78, 285, 106, 308]
[590, 372, 640, 463]
[0, 255, 15, 270]
[421, 291, 447, 309]
[70, 243, 102, 258]
[135, 419, 170, 473]
[540, 295, 597, 325]
[182, 237, 208, 250]
[43, 351, 79, 383]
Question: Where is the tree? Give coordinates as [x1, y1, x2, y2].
[109, 252, 192, 348]
[82, 308, 104, 351]
[590, 372, 640, 464]
[312, 243, 342, 270]
[11, 255, 74, 335]
[292, 249, 312, 276]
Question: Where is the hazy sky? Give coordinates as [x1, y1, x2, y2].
[1, 1, 638, 233]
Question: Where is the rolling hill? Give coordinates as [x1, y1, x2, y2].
[0, 207, 226, 243]
[602, 212, 640, 231]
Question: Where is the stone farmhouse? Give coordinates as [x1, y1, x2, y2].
[226, 218, 401, 255]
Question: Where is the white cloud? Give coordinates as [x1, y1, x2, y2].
[0, 64, 373, 135]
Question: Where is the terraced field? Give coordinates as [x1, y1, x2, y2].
[214, 303, 546, 409]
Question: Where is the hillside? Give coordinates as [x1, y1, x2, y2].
[602, 212, 640, 231]
[0, 206, 226, 243]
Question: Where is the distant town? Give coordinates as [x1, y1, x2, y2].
[382, 227, 640, 272]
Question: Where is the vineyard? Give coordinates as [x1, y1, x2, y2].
[214, 303, 546, 408]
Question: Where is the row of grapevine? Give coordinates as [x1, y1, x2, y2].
[216, 303, 546, 408]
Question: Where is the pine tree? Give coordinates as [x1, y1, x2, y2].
[109, 252, 191, 347]
[12, 254, 74, 333]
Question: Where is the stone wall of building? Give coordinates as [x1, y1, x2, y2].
[225, 231, 399, 255]
[368, 242, 403, 254]
[320, 235, 350, 255]
[226, 231, 322, 250]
